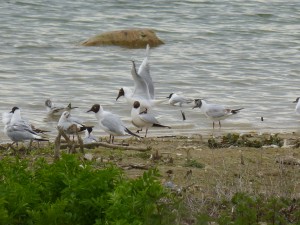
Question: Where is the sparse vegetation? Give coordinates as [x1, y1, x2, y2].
[208, 133, 284, 148]
[184, 159, 204, 169]
[0, 133, 299, 224]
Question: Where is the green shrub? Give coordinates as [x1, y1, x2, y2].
[0, 154, 175, 225]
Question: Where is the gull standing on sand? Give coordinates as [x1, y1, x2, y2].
[87, 104, 141, 144]
[116, 44, 166, 110]
[131, 101, 171, 137]
[2, 109, 48, 135]
[293, 97, 300, 114]
[4, 107, 48, 148]
[192, 99, 244, 130]
[45, 99, 78, 116]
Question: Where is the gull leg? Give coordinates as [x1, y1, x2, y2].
[8, 142, 17, 155]
[27, 140, 33, 154]
[219, 121, 221, 130]
[112, 136, 115, 144]
[145, 129, 148, 138]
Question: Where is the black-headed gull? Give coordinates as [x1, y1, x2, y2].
[87, 104, 141, 144]
[45, 99, 78, 116]
[3, 109, 49, 135]
[131, 101, 171, 137]
[116, 45, 166, 110]
[5, 107, 48, 148]
[293, 97, 300, 114]
[192, 99, 244, 130]
[167, 93, 193, 107]
[57, 111, 90, 136]
[83, 127, 98, 144]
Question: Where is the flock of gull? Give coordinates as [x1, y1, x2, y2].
[2, 44, 300, 150]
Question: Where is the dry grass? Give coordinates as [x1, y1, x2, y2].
[1, 132, 300, 220]
[61, 133, 300, 200]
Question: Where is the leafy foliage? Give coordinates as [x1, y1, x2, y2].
[0, 154, 299, 224]
[0, 154, 172, 225]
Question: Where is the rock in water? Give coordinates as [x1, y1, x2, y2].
[81, 29, 164, 48]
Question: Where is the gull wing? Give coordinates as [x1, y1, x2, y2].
[131, 60, 151, 100]
[101, 113, 124, 135]
[138, 44, 154, 99]
[205, 105, 228, 119]
[139, 113, 160, 124]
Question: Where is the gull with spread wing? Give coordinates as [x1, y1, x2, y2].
[116, 44, 166, 110]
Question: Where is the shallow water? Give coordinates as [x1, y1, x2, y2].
[0, 0, 300, 143]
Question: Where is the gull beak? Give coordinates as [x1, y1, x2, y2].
[116, 92, 123, 101]
[86, 107, 93, 113]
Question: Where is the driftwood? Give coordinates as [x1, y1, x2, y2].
[54, 128, 84, 160]
[118, 163, 152, 170]
[60, 141, 151, 152]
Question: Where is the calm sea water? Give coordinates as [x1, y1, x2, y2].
[0, 0, 300, 142]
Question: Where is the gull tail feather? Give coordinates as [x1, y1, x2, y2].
[33, 135, 49, 142]
[153, 123, 171, 129]
[231, 108, 244, 114]
[125, 127, 142, 139]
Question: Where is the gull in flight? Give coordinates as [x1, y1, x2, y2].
[45, 99, 78, 116]
[131, 101, 171, 137]
[4, 107, 48, 150]
[192, 99, 244, 130]
[87, 104, 141, 144]
[116, 44, 166, 110]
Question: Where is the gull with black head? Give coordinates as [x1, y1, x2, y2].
[4, 106, 48, 150]
[131, 101, 171, 137]
[87, 104, 141, 144]
[116, 44, 166, 111]
[193, 99, 244, 131]
[45, 99, 78, 117]
[293, 97, 300, 114]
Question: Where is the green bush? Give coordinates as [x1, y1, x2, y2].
[0, 154, 299, 224]
[0, 154, 173, 225]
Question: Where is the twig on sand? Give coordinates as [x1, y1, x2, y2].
[60, 141, 151, 152]
[118, 163, 152, 170]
